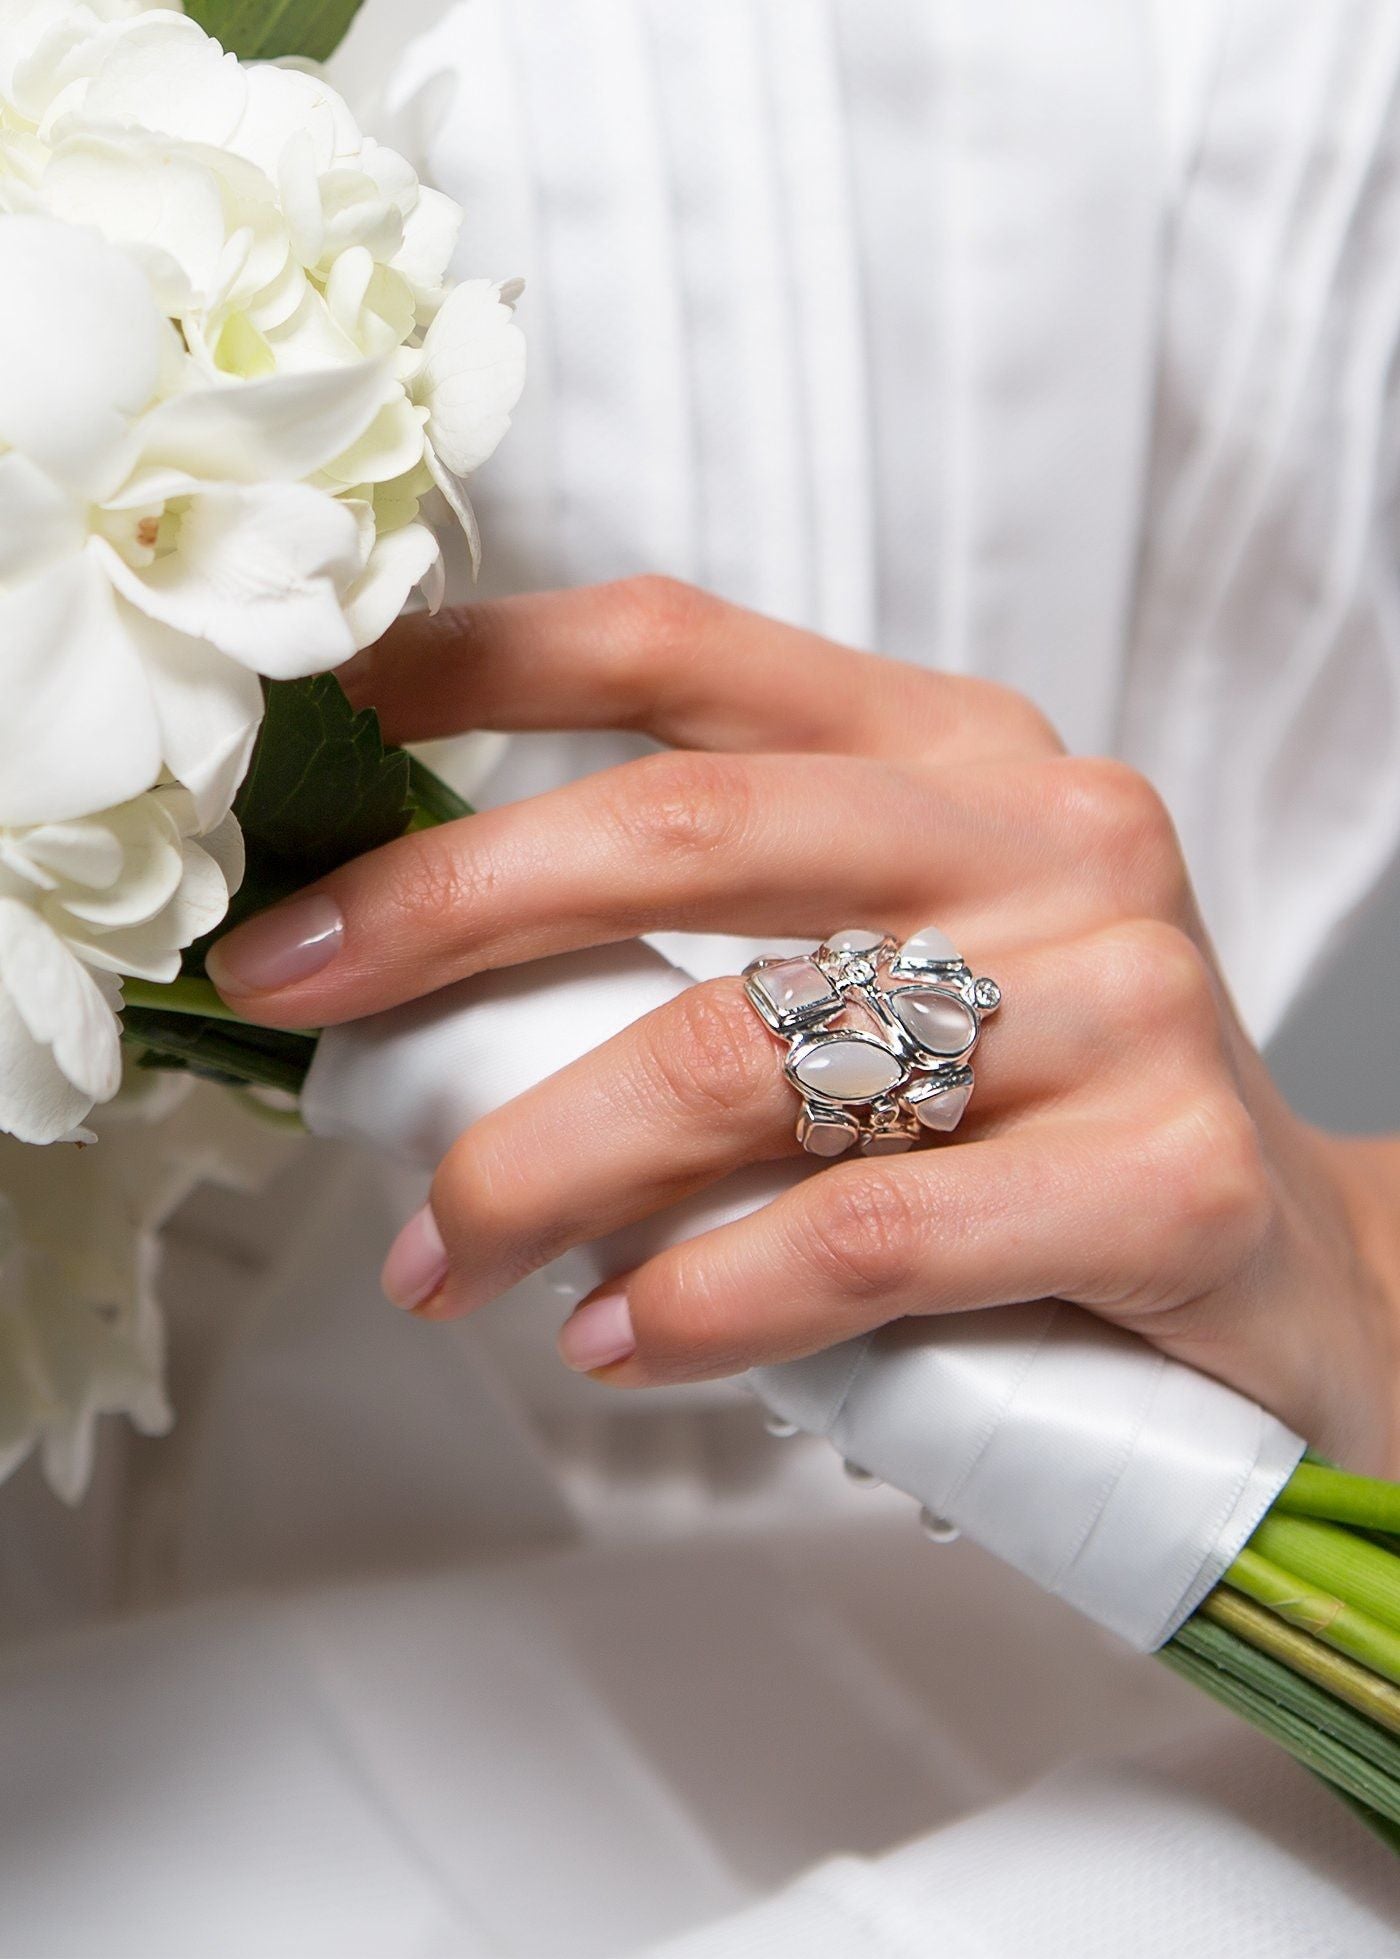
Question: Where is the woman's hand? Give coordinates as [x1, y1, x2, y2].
[206, 578, 1400, 1471]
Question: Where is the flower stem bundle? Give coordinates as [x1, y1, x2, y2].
[1166, 1462, 1400, 1844]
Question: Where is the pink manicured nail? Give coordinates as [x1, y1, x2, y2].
[558, 1290, 636, 1372]
[207, 893, 344, 995]
[381, 1205, 450, 1311]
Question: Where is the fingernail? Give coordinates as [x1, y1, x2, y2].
[558, 1289, 636, 1372]
[381, 1205, 450, 1311]
[207, 893, 344, 995]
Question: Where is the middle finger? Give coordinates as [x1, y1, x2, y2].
[209, 752, 1167, 1027]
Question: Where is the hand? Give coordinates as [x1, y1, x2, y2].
[207, 578, 1400, 1471]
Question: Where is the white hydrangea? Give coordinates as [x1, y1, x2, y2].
[0, 0, 524, 1145]
[0, 784, 242, 1145]
[0, 1, 525, 659]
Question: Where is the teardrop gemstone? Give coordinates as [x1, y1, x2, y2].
[891, 988, 977, 1057]
[790, 1037, 904, 1103]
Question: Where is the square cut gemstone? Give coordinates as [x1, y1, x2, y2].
[749, 958, 838, 1028]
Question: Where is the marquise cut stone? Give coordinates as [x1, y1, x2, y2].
[790, 1038, 903, 1102]
[891, 988, 977, 1056]
[896, 924, 961, 968]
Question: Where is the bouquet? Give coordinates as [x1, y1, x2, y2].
[3, 0, 1399, 1863]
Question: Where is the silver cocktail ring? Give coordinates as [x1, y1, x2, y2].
[744, 926, 1002, 1158]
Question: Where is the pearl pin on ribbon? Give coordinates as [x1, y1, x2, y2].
[744, 926, 1001, 1157]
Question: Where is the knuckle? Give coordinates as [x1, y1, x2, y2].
[1092, 918, 1218, 1038]
[597, 750, 754, 863]
[607, 575, 719, 669]
[632, 1254, 749, 1379]
[1057, 758, 1185, 900]
[431, 1127, 554, 1274]
[640, 979, 769, 1124]
[379, 829, 494, 942]
[1146, 1096, 1273, 1257]
[802, 1169, 925, 1299]
[961, 679, 1065, 757]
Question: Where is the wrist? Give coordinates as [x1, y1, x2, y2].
[1308, 1126, 1400, 1472]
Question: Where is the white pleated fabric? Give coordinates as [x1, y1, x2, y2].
[382, 0, 1400, 1040]
[3, 1, 1400, 1952]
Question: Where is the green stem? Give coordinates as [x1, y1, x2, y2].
[1225, 1548, 1400, 1684]
[1200, 1588, 1400, 1737]
[1172, 1612, 1400, 1784]
[120, 1009, 317, 1098]
[1276, 1462, 1400, 1535]
[122, 976, 247, 1024]
[1249, 1513, 1400, 1636]
[1161, 1631, 1400, 1824]
[406, 755, 474, 828]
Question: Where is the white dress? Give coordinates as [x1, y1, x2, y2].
[2, 1, 1399, 1952]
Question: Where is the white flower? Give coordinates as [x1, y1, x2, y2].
[0, 215, 399, 829]
[0, 1065, 301, 1502]
[0, 3, 525, 668]
[0, 781, 241, 1145]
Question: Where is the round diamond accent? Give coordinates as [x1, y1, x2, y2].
[973, 978, 1002, 1010]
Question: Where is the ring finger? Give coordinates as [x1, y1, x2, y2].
[395, 920, 1219, 1317]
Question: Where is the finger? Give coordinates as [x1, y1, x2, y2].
[207, 752, 1185, 1027]
[558, 1086, 1268, 1385]
[398, 921, 1230, 1317]
[340, 577, 1061, 765]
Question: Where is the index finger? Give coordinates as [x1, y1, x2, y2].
[340, 576, 1061, 767]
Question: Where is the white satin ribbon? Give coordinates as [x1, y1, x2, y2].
[302, 939, 1303, 1651]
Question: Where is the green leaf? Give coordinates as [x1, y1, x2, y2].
[184, 0, 365, 61]
[232, 673, 413, 889]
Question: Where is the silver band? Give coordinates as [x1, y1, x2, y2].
[744, 926, 1001, 1157]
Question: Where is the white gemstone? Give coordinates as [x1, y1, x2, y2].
[752, 958, 835, 1022]
[791, 1037, 903, 1102]
[897, 924, 961, 967]
[798, 1108, 859, 1156]
[973, 977, 1002, 1010]
[824, 927, 886, 955]
[911, 1082, 971, 1131]
[861, 1127, 915, 1155]
[892, 989, 977, 1056]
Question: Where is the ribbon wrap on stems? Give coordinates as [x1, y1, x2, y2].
[303, 938, 1303, 1652]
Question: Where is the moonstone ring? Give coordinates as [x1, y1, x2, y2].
[744, 927, 1002, 1157]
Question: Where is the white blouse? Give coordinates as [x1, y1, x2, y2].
[0, 2, 1397, 1953]
[378, 0, 1400, 1042]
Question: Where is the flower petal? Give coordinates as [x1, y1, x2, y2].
[133, 613, 265, 831]
[66, 12, 246, 149]
[0, 555, 162, 827]
[0, 216, 166, 495]
[0, 899, 121, 1128]
[0, 452, 84, 583]
[417, 277, 526, 477]
[0, 986, 98, 1146]
[96, 482, 363, 676]
[40, 129, 231, 312]
[342, 520, 441, 647]
[135, 358, 391, 486]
